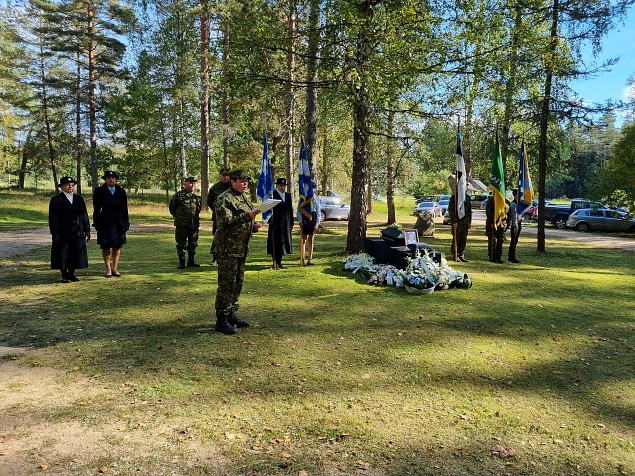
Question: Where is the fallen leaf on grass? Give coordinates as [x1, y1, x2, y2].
[39, 464, 49, 471]
[491, 444, 517, 458]
[298, 471, 309, 476]
[98, 465, 109, 473]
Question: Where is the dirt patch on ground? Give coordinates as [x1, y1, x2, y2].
[0, 346, 224, 476]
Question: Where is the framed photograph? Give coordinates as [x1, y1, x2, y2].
[403, 229, 419, 246]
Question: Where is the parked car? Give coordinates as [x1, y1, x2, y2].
[416, 194, 450, 204]
[438, 199, 450, 214]
[317, 196, 350, 221]
[470, 193, 490, 208]
[413, 201, 443, 217]
[566, 208, 635, 232]
[372, 193, 387, 202]
[480, 198, 488, 210]
[521, 201, 554, 220]
[542, 199, 607, 229]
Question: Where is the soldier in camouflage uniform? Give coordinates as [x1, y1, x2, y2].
[207, 168, 231, 264]
[449, 193, 472, 262]
[485, 196, 509, 263]
[213, 169, 262, 334]
[169, 177, 202, 269]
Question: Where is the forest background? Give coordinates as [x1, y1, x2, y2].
[1, 0, 635, 253]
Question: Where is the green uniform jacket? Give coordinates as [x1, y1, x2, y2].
[169, 190, 202, 229]
[448, 194, 472, 227]
[214, 188, 255, 258]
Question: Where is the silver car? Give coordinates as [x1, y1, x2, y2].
[413, 201, 442, 217]
[566, 208, 635, 232]
[318, 196, 350, 221]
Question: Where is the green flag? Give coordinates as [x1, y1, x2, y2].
[488, 134, 506, 228]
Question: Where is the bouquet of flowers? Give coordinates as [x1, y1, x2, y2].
[368, 264, 400, 286]
[342, 254, 375, 274]
[404, 251, 439, 290]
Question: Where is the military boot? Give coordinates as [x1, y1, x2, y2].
[177, 254, 186, 269]
[187, 251, 200, 267]
[228, 309, 250, 328]
[215, 311, 237, 335]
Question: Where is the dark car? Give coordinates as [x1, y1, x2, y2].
[318, 196, 350, 221]
[566, 208, 635, 232]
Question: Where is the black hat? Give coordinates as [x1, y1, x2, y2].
[184, 176, 197, 182]
[102, 170, 119, 180]
[59, 176, 76, 186]
[229, 169, 251, 181]
[219, 167, 230, 175]
[276, 177, 287, 186]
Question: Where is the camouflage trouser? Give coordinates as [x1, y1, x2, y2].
[486, 226, 506, 261]
[175, 226, 199, 256]
[215, 256, 246, 312]
[451, 223, 469, 258]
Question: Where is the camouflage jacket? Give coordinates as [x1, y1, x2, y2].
[207, 181, 231, 220]
[214, 188, 255, 258]
[169, 190, 202, 228]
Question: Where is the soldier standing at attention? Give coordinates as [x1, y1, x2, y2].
[485, 196, 508, 264]
[449, 193, 472, 262]
[213, 169, 262, 335]
[207, 167, 231, 265]
[169, 177, 202, 269]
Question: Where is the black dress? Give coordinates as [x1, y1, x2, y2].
[49, 193, 90, 270]
[267, 189, 294, 262]
[92, 184, 130, 249]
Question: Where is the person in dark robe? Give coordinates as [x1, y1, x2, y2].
[92, 170, 129, 277]
[49, 176, 90, 283]
[267, 177, 294, 269]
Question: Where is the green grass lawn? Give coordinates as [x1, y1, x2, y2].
[0, 191, 634, 475]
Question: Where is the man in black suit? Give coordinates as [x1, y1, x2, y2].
[49, 176, 91, 283]
[267, 177, 294, 269]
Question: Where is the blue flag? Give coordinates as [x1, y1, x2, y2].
[257, 130, 274, 221]
[517, 141, 534, 216]
[298, 140, 314, 220]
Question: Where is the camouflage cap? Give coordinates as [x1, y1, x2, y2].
[229, 169, 251, 181]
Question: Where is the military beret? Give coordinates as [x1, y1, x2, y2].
[184, 176, 197, 182]
[59, 176, 76, 186]
[219, 167, 230, 175]
[102, 170, 119, 179]
[276, 177, 287, 185]
[229, 169, 251, 181]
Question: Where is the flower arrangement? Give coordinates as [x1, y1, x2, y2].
[343, 250, 471, 294]
[367, 264, 400, 286]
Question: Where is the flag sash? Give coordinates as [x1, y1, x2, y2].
[298, 140, 314, 220]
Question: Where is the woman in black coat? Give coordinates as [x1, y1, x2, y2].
[49, 176, 91, 283]
[267, 178, 294, 269]
[92, 170, 129, 277]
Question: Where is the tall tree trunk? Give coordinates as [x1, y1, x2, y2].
[346, 1, 374, 254]
[200, 0, 210, 208]
[386, 109, 396, 224]
[75, 54, 82, 194]
[38, 35, 58, 191]
[500, 3, 523, 185]
[537, 0, 559, 252]
[286, 0, 297, 202]
[179, 98, 187, 179]
[87, 0, 98, 190]
[222, 19, 230, 169]
[305, 0, 319, 183]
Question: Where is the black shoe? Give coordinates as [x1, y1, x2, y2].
[177, 258, 185, 269]
[512, 259, 520, 263]
[228, 313, 250, 328]
[61, 278, 71, 283]
[187, 261, 201, 267]
[277, 263, 286, 269]
[495, 259, 504, 264]
[69, 275, 80, 282]
[459, 256, 469, 262]
[215, 316, 238, 335]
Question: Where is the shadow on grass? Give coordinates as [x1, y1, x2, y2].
[1, 224, 633, 474]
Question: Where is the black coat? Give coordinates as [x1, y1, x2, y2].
[49, 193, 90, 270]
[92, 183, 129, 248]
[267, 189, 294, 258]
